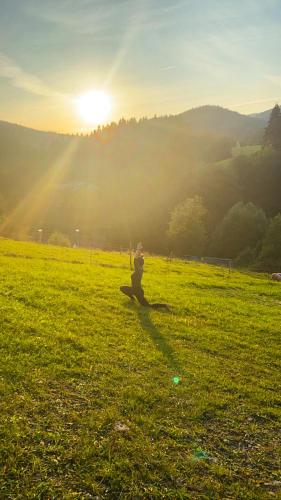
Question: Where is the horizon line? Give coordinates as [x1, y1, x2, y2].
[0, 102, 275, 136]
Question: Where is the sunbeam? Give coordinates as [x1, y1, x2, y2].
[103, 6, 146, 89]
[0, 139, 79, 239]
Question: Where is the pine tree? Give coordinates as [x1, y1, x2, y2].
[264, 104, 281, 150]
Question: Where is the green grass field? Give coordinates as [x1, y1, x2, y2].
[0, 238, 280, 499]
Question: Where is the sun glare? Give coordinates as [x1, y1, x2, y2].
[76, 90, 112, 125]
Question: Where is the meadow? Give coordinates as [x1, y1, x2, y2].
[0, 238, 280, 499]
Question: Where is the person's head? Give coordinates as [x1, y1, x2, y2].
[135, 242, 143, 258]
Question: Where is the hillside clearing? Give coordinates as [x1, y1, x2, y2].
[0, 239, 280, 499]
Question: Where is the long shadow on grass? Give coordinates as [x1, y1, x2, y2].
[137, 306, 183, 375]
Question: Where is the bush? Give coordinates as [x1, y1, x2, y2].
[48, 231, 71, 247]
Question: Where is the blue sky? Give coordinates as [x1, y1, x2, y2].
[1, 0, 281, 132]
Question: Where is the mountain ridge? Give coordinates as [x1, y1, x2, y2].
[0, 104, 271, 138]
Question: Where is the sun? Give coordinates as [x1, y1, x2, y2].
[75, 90, 112, 125]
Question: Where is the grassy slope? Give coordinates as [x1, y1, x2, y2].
[213, 145, 262, 169]
[231, 145, 262, 157]
[0, 239, 280, 499]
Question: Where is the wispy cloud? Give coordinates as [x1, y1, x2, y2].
[0, 52, 64, 98]
[265, 74, 281, 85]
[229, 96, 281, 108]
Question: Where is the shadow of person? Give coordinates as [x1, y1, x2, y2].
[137, 307, 184, 375]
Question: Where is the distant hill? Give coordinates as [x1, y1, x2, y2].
[0, 119, 60, 139]
[0, 119, 69, 150]
[0, 104, 269, 248]
[175, 105, 264, 143]
[1, 104, 269, 143]
[250, 108, 271, 124]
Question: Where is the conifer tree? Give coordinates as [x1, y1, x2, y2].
[264, 104, 281, 150]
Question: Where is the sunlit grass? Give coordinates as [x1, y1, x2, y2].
[0, 238, 280, 498]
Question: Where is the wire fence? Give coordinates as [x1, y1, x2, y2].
[183, 255, 233, 270]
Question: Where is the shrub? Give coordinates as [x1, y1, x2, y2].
[48, 231, 71, 247]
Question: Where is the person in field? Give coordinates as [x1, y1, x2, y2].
[120, 243, 169, 310]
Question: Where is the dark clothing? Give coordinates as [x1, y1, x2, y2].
[131, 269, 142, 289]
[134, 256, 144, 270]
[120, 254, 169, 310]
[120, 285, 150, 306]
[132, 256, 144, 285]
[131, 256, 144, 295]
[120, 256, 150, 306]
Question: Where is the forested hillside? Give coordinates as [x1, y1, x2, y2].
[0, 108, 235, 249]
[0, 104, 281, 270]
[177, 105, 264, 142]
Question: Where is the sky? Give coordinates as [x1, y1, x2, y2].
[0, 0, 281, 133]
